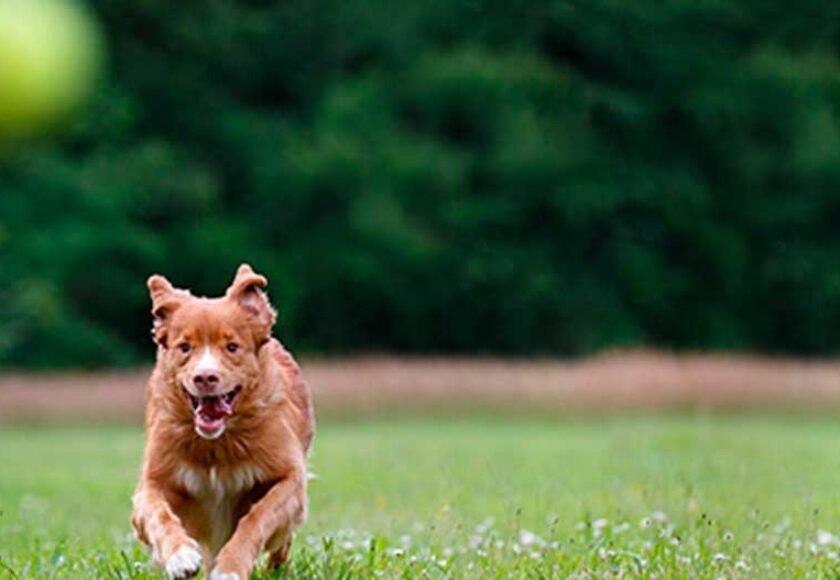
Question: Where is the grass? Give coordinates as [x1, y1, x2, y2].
[3, 416, 840, 577]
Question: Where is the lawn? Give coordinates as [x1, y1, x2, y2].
[2, 416, 840, 578]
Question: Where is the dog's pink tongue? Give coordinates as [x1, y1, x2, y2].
[197, 396, 232, 420]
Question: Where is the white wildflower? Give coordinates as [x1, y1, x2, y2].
[818, 530, 834, 546]
[520, 530, 537, 546]
[651, 511, 668, 523]
[593, 518, 608, 529]
[591, 519, 608, 538]
[612, 522, 630, 534]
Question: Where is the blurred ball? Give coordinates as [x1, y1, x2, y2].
[0, 0, 104, 142]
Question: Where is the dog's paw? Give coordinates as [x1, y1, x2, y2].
[209, 571, 240, 580]
[166, 545, 202, 579]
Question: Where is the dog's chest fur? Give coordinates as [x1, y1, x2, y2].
[174, 463, 265, 553]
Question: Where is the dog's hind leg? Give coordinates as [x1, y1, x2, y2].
[266, 533, 293, 572]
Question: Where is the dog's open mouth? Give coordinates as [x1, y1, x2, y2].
[183, 386, 242, 438]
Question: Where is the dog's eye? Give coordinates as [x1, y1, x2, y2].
[178, 342, 191, 354]
[226, 342, 239, 353]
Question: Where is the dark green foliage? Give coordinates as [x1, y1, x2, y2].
[2, 0, 840, 367]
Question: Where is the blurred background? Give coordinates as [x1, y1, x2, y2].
[2, 0, 840, 413]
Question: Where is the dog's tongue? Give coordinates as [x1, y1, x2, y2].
[197, 396, 232, 420]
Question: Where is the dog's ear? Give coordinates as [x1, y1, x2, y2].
[147, 275, 187, 347]
[225, 264, 277, 345]
[226, 263, 277, 344]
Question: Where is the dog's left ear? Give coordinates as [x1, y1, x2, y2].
[226, 263, 277, 343]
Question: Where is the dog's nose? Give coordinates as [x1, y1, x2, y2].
[193, 371, 220, 392]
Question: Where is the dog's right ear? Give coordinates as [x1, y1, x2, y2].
[147, 275, 186, 347]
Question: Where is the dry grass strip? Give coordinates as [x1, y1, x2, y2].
[2, 350, 840, 423]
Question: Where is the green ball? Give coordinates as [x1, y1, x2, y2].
[0, 0, 104, 141]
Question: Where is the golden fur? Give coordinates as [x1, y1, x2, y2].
[131, 264, 314, 579]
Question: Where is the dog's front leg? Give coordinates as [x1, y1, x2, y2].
[211, 472, 306, 579]
[131, 483, 202, 579]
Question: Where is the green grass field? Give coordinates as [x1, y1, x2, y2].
[3, 416, 840, 578]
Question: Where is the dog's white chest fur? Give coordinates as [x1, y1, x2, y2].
[174, 463, 264, 553]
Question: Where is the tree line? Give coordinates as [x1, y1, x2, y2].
[2, 0, 840, 367]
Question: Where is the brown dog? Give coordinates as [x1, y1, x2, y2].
[131, 264, 314, 579]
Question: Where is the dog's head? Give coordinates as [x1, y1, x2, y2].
[147, 263, 277, 439]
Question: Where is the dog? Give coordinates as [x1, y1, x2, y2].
[131, 264, 314, 579]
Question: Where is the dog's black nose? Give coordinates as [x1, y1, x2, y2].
[193, 371, 220, 392]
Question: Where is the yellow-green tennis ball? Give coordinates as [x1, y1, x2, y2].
[0, 0, 104, 141]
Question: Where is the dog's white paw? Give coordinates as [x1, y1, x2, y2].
[209, 571, 240, 580]
[166, 545, 202, 579]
